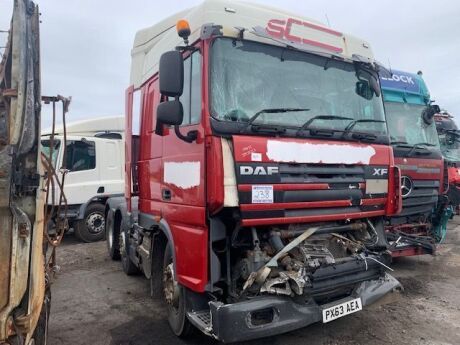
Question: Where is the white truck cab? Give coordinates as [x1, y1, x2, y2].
[42, 116, 125, 242]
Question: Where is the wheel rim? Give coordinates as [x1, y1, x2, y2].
[86, 212, 105, 234]
[163, 263, 180, 309]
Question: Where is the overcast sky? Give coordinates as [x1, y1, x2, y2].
[1, 0, 459, 127]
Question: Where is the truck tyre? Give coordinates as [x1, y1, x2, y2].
[74, 203, 106, 243]
[163, 244, 195, 338]
[31, 288, 51, 345]
[120, 222, 139, 275]
[106, 209, 121, 260]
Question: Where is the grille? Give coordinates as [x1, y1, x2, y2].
[398, 180, 439, 218]
[237, 163, 387, 223]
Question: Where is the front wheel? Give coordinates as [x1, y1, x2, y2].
[74, 203, 106, 243]
[163, 244, 194, 338]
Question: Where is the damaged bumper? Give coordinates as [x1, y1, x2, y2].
[196, 273, 401, 343]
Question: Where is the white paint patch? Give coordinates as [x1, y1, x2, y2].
[266, 140, 376, 165]
[164, 161, 200, 189]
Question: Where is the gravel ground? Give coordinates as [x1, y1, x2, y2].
[48, 219, 460, 345]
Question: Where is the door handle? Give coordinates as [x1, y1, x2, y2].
[162, 188, 172, 201]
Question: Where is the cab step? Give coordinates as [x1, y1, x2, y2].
[187, 310, 212, 334]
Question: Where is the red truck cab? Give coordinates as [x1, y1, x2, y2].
[380, 70, 445, 256]
[105, 1, 402, 342]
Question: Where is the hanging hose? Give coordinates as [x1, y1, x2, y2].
[41, 95, 71, 279]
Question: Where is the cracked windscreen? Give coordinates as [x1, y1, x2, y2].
[210, 38, 387, 135]
[385, 102, 440, 147]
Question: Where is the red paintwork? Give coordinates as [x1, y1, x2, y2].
[239, 183, 330, 191]
[395, 156, 443, 181]
[448, 166, 460, 185]
[266, 18, 343, 53]
[126, 37, 398, 293]
[241, 198, 386, 211]
[242, 210, 385, 227]
[206, 136, 224, 215]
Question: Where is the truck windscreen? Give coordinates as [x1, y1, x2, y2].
[385, 102, 440, 147]
[439, 132, 460, 162]
[210, 38, 387, 137]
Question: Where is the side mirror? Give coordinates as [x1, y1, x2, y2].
[159, 51, 184, 97]
[421, 104, 440, 125]
[155, 100, 183, 136]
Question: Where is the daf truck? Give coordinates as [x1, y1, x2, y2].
[380, 70, 450, 255]
[41, 116, 125, 242]
[105, 1, 402, 342]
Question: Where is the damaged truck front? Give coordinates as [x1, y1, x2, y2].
[105, 0, 403, 342]
[0, 1, 49, 344]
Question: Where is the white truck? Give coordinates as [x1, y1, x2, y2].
[42, 116, 125, 242]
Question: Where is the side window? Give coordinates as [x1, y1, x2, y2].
[190, 52, 202, 124]
[179, 57, 191, 125]
[178, 51, 202, 126]
[65, 140, 96, 172]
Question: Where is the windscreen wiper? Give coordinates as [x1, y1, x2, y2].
[406, 142, 436, 157]
[239, 108, 310, 133]
[296, 115, 353, 136]
[342, 119, 385, 137]
[391, 140, 410, 146]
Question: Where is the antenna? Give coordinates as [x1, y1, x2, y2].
[387, 58, 393, 76]
[325, 14, 331, 27]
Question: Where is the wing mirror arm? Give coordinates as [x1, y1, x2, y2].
[174, 126, 198, 143]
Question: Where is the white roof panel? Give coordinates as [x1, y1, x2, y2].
[130, 0, 375, 88]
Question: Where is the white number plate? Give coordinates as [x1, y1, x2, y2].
[251, 185, 274, 204]
[322, 298, 362, 323]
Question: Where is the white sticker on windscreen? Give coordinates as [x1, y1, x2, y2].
[252, 185, 274, 204]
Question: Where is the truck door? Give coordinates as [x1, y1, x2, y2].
[62, 139, 99, 205]
[160, 49, 208, 291]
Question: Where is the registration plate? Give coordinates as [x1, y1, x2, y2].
[322, 298, 362, 323]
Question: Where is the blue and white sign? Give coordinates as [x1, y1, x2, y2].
[379, 70, 421, 93]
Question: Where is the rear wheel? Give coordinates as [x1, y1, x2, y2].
[163, 244, 194, 338]
[74, 203, 106, 243]
[120, 222, 139, 275]
[106, 209, 121, 260]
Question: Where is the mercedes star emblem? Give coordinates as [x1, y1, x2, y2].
[401, 176, 413, 198]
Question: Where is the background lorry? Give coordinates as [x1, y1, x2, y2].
[105, 1, 402, 342]
[41, 116, 125, 242]
[380, 70, 450, 255]
[435, 111, 460, 212]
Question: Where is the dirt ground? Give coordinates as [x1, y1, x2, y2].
[48, 219, 460, 345]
